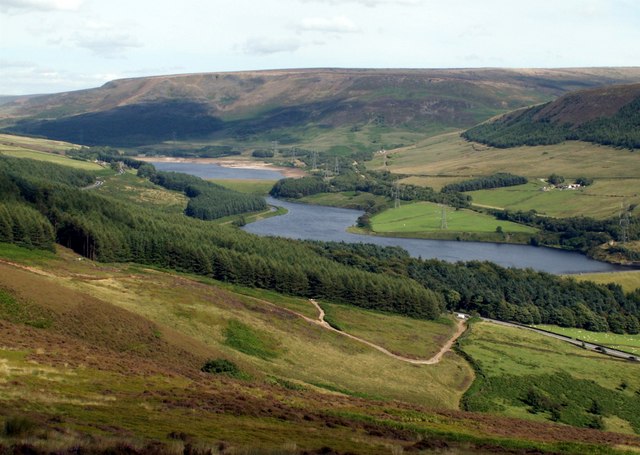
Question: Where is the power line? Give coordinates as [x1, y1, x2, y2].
[620, 201, 630, 244]
[440, 205, 448, 230]
[394, 181, 400, 209]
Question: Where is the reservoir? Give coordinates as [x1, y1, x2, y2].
[151, 161, 285, 180]
[244, 198, 627, 275]
[151, 161, 628, 274]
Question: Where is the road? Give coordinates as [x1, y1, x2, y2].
[81, 179, 104, 190]
[482, 317, 639, 362]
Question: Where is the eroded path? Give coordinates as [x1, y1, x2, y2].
[306, 299, 466, 365]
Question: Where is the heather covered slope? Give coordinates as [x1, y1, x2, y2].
[463, 83, 640, 149]
[3, 67, 640, 146]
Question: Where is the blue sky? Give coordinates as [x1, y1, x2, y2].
[1, 0, 639, 95]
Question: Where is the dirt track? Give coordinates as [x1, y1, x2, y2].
[306, 299, 466, 365]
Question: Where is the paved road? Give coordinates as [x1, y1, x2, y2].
[482, 318, 639, 362]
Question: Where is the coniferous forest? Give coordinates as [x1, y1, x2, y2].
[463, 96, 640, 149]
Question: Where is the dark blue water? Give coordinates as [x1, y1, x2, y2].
[151, 161, 285, 180]
[242, 198, 628, 275]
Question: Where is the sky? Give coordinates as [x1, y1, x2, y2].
[1, 0, 639, 95]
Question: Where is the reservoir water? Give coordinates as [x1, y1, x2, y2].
[152, 161, 285, 180]
[151, 161, 629, 275]
[244, 198, 627, 275]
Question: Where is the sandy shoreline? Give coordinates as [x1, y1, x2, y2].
[137, 156, 305, 178]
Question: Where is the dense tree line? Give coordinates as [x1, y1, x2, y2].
[311, 241, 640, 334]
[139, 166, 267, 220]
[270, 171, 470, 210]
[0, 202, 55, 250]
[270, 176, 330, 198]
[494, 209, 639, 254]
[0, 156, 443, 320]
[251, 150, 275, 158]
[441, 173, 528, 193]
[139, 145, 240, 158]
[463, 96, 640, 149]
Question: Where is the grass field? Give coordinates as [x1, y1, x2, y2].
[0, 133, 107, 171]
[320, 302, 457, 359]
[370, 201, 536, 234]
[373, 132, 640, 179]
[370, 132, 640, 219]
[298, 191, 389, 209]
[461, 321, 640, 435]
[0, 133, 81, 153]
[572, 270, 640, 293]
[399, 175, 467, 191]
[209, 178, 276, 195]
[469, 179, 640, 219]
[532, 325, 640, 356]
[0, 148, 104, 171]
[95, 172, 188, 214]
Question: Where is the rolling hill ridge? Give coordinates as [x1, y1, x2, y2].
[3, 67, 640, 146]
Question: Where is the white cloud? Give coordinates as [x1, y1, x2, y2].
[0, 62, 119, 94]
[0, 0, 83, 12]
[298, 16, 359, 33]
[73, 32, 142, 57]
[241, 37, 301, 55]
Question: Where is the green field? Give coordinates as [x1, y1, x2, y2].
[298, 191, 389, 209]
[370, 201, 536, 234]
[469, 180, 640, 219]
[0, 133, 81, 153]
[209, 178, 276, 195]
[399, 175, 467, 191]
[533, 325, 640, 356]
[373, 132, 640, 179]
[95, 172, 188, 214]
[370, 132, 640, 219]
[461, 321, 640, 434]
[572, 270, 640, 293]
[321, 302, 456, 359]
[0, 148, 104, 171]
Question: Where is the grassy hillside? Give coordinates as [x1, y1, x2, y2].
[573, 270, 640, 293]
[3, 245, 640, 453]
[372, 132, 640, 219]
[460, 321, 640, 435]
[463, 83, 640, 149]
[3, 68, 640, 148]
[532, 325, 640, 356]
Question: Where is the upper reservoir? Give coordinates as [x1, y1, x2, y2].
[151, 161, 285, 180]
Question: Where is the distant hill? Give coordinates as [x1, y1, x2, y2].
[463, 83, 640, 149]
[2, 67, 640, 147]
